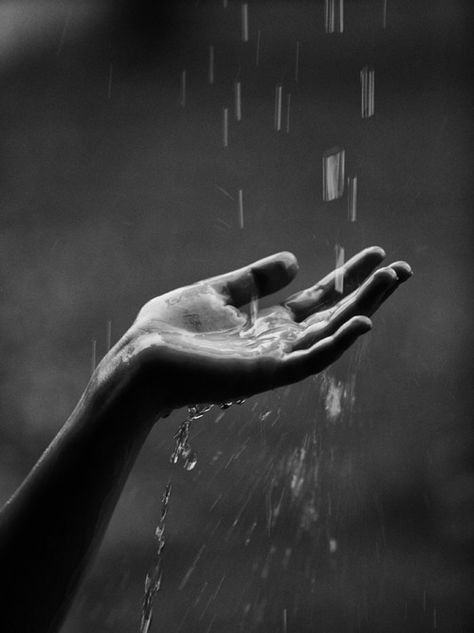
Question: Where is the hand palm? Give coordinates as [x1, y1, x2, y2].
[133, 248, 411, 409]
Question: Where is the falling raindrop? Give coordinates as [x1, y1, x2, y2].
[382, 0, 388, 28]
[360, 67, 375, 118]
[334, 244, 344, 293]
[347, 176, 357, 221]
[234, 81, 242, 121]
[274, 84, 283, 131]
[238, 188, 244, 229]
[106, 320, 112, 351]
[249, 292, 258, 328]
[223, 107, 229, 147]
[91, 339, 97, 374]
[208, 45, 215, 85]
[322, 147, 345, 201]
[241, 3, 249, 42]
[325, 0, 344, 34]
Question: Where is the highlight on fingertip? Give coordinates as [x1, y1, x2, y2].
[348, 315, 372, 333]
[359, 316, 373, 332]
[365, 245, 386, 259]
[337, 315, 372, 336]
[279, 251, 299, 275]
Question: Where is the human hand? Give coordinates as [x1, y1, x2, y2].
[128, 247, 411, 413]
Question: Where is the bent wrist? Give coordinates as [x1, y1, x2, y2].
[83, 327, 169, 432]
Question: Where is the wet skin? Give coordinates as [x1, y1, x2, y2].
[0, 247, 411, 633]
[128, 246, 412, 413]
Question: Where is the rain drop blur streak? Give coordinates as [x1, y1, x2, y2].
[334, 244, 345, 294]
[223, 107, 229, 147]
[208, 45, 214, 85]
[234, 81, 242, 121]
[106, 320, 112, 351]
[325, 0, 344, 34]
[322, 147, 345, 201]
[238, 189, 244, 229]
[241, 3, 249, 43]
[274, 84, 283, 132]
[347, 176, 357, 222]
[91, 339, 96, 375]
[382, 0, 388, 29]
[360, 67, 375, 118]
[249, 292, 259, 329]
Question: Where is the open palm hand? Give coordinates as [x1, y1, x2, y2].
[132, 247, 411, 410]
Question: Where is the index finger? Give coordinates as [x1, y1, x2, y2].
[284, 246, 386, 322]
[205, 251, 299, 307]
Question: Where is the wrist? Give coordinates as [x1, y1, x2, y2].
[84, 327, 169, 432]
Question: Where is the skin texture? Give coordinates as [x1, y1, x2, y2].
[130, 246, 412, 411]
[0, 247, 411, 633]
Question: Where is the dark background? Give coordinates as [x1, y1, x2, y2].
[0, 1, 472, 631]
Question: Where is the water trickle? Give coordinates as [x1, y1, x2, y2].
[170, 404, 214, 470]
[142, 399, 247, 630]
[139, 481, 172, 633]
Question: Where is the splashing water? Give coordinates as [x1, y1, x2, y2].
[320, 372, 356, 422]
[171, 400, 247, 472]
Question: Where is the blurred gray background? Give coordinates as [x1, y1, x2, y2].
[0, 1, 472, 632]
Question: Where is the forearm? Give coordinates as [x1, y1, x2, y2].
[0, 333, 161, 633]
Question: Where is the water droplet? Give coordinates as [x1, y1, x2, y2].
[185, 453, 198, 471]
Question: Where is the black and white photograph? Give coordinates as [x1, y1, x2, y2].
[0, 1, 472, 632]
